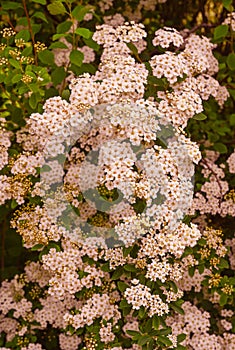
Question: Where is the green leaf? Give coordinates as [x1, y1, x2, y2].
[227, 53, 235, 71]
[47, 1, 67, 15]
[177, 333, 186, 343]
[119, 299, 129, 309]
[11, 199, 18, 209]
[168, 281, 178, 293]
[49, 42, 68, 49]
[153, 315, 160, 330]
[75, 28, 92, 39]
[219, 258, 229, 269]
[72, 5, 90, 21]
[57, 21, 73, 34]
[193, 113, 207, 120]
[32, 24, 42, 35]
[9, 59, 21, 69]
[38, 50, 54, 65]
[170, 303, 185, 315]
[230, 114, 235, 126]
[21, 46, 33, 56]
[111, 267, 123, 280]
[15, 30, 30, 42]
[69, 50, 84, 67]
[138, 335, 152, 346]
[138, 306, 146, 319]
[12, 74, 22, 84]
[2, 1, 23, 9]
[214, 142, 228, 154]
[29, 93, 39, 109]
[51, 66, 66, 86]
[32, 0, 47, 4]
[83, 38, 100, 51]
[52, 33, 69, 41]
[124, 264, 137, 272]
[222, 0, 233, 10]
[126, 42, 138, 55]
[157, 335, 172, 347]
[32, 11, 48, 23]
[117, 281, 128, 292]
[219, 293, 228, 306]
[31, 244, 44, 251]
[214, 25, 228, 40]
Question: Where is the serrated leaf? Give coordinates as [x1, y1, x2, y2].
[57, 21, 72, 34]
[75, 28, 92, 39]
[47, 1, 67, 15]
[214, 25, 228, 40]
[38, 50, 54, 65]
[214, 142, 228, 154]
[227, 53, 235, 70]
[69, 50, 84, 67]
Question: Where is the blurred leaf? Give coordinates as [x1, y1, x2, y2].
[72, 5, 90, 21]
[12, 74, 22, 84]
[69, 50, 84, 67]
[83, 38, 100, 51]
[15, 30, 30, 42]
[51, 66, 66, 86]
[227, 53, 235, 71]
[32, 11, 48, 23]
[2, 1, 23, 9]
[214, 25, 228, 40]
[49, 42, 68, 49]
[75, 28, 92, 39]
[32, 0, 47, 3]
[47, 1, 67, 15]
[214, 142, 228, 154]
[193, 113, 207, 120]
[57, 21, 72, 34]
[219, 293, 228, 306]
[230, 114, 235, 126]
[38, 50, 54, 65]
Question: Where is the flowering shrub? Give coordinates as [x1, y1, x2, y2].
[0, 0, 235, 349]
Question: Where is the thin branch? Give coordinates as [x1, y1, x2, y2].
[22, 0, 38, 65]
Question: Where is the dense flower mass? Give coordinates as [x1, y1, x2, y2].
[0, 1, 235, 349]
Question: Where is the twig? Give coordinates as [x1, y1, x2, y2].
[22, 0, 38, 65]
